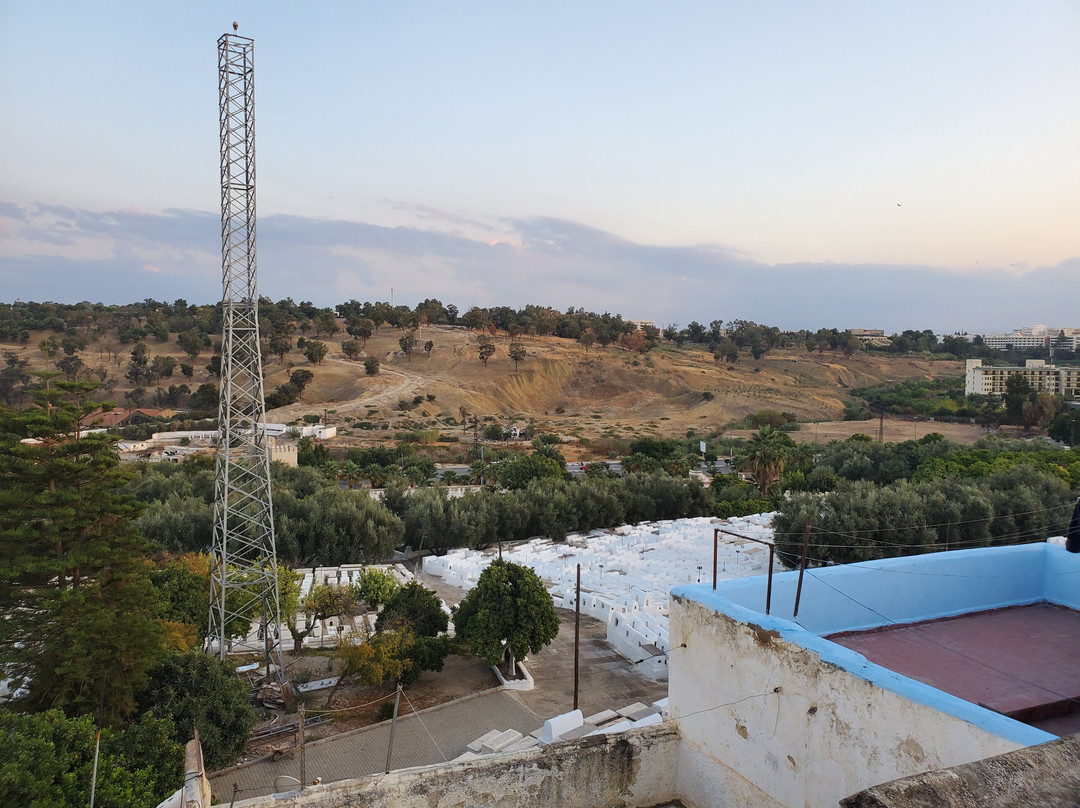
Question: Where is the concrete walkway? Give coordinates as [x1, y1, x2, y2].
[210, 689, 542, 803]
[419, 569, 668, 720]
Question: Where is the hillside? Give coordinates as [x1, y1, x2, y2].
[261, 326, 963, 446]
[2, 324, 968, 453]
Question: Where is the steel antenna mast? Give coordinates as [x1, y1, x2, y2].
[208, 32, 285, 680]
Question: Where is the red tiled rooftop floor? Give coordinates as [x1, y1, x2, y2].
[828, 603, 1080, 735]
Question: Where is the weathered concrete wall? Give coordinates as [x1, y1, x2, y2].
[235, 725, 680, 808]
[667, 594, 1037, 808]
[841, 732, 1080, 808]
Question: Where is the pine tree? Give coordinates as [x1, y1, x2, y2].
[0, 387, 165, 724]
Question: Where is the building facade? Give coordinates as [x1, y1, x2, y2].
[965, 359, 1080, 397]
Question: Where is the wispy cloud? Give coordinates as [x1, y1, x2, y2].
[1, 200, 1077, 332]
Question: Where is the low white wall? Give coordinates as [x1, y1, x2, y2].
[710, 541, 1074, 636]
[667, 593, 1051, 808]
[235, 725, 680, 808]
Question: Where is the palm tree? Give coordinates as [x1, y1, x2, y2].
[738, 426, 795, 495]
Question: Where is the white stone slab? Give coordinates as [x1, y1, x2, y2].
[467, 729, 502, 753]
[482, 729, 523, 753]
[541, 709, 583, 744]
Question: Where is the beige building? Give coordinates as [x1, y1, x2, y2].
[965, 359, 1080, 397]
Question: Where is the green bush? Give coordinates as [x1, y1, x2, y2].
[714, 499, 773, 519]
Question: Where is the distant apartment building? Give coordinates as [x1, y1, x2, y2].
[849, 328, 891, 347]
[980, 325, 1080, 352]
[965, 358, 1080, 397]
[627, 319, 656, 331]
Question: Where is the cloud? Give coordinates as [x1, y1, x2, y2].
[1, 200, 1077, 333]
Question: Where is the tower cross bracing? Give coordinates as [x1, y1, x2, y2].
[208, 33, 285, 678]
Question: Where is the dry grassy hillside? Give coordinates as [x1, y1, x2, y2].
[4, 324, 966, 451]
[261, 325, 963, 446]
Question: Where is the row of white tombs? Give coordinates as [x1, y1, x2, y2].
[231, 516, 779, 681]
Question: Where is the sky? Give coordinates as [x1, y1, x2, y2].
[1, 2, 1078, 333]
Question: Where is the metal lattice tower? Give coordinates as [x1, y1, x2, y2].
[208, 33, 285, 678]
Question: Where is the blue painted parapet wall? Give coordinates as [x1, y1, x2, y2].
[671, 541, 1080, 747]
[677, 541, 1080, 636]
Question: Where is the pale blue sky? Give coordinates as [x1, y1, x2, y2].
[2, 2, 1078, 331]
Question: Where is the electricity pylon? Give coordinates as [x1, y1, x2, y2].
[208, 32, 285, 679]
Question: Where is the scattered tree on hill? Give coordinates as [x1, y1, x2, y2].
[508, 342, 526, 371]
[303, 339, 329, 365]
[478, 338, 496, 366]
[399, 330, 417, 361]
[424, 340, 434, 357]
[176, 329, 203, 360]
[269, 333, 292, 363]
[578, 329, 596, 353]
[453, 559, 559, 675]
[341, 338, 363, 360]
[364, 357, 380, 376]
[346, 316, 375, 346]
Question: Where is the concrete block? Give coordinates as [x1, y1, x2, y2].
[559, 723, 598, 741]
[501, 737, 540, 753]
[616, 702, 652, 720]
[596, 719, 633, 735]
[584, 709, 619, 726]
[541, 709, 583, 744]
[466, 729, 502, 753]
[631, 712, 663, 729]
[482, 729, 523, 754]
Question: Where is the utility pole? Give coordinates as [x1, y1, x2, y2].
[573, 563, 581, 711]
[207, 32, 285, 680]
[298, 705, 306, 790]
[793, 517, 812, 619]
[385, 684, 403, 773]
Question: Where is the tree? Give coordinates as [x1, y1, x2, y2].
[578, 330, 596, 353]
[353, 566, 398, 609]
[479, 341, 496, 366]
[375, 580, 448, 637]
[176, 329, 203, 360]
[56, 354, 84, 380]
[0, 400, 165, 724]
[136, 652, 256, 771]
[508, 343, 527, 371]
[292, 583, 356, 654]
[314, 309, 340, 340]
[737, 425, 795, 495]
[347, 317, 375, 346]
[0, 709, 183, 808]
[364, 357, 380, 376]
[1004, 373, 1034, 422]
[341, 338, 363, 360]
[269, 333, 292, 363]
[424, 340, 434, 357]
[453, 559, 559, 674]
[399, 330, 417, 361]
[303, 339, 329, 365]
[331, 625, 415, 699]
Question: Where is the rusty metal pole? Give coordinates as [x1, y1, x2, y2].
[385, 684, 402, 774]
[573, 563, 581, 711]
[793, 517, 812, 618]
[298, 704, 306, 790]
[712, 528, 718, 590]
